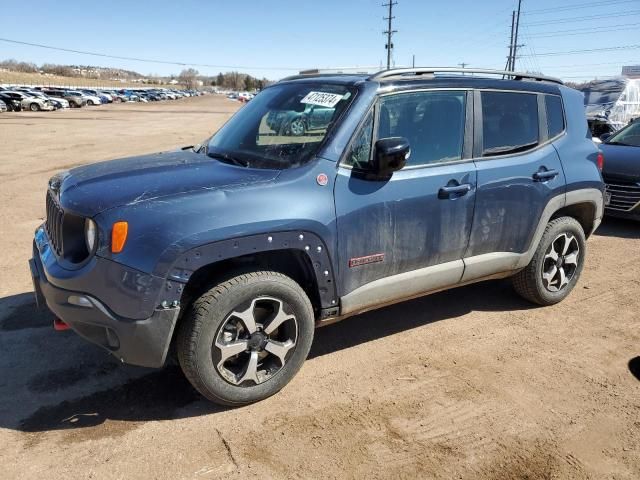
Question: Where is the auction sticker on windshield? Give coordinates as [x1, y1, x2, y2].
[301, 91, 344, 108]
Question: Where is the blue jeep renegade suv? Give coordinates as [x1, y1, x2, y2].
[30, 68, 604, 405]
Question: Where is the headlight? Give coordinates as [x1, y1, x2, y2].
[84, 219, 97, 253]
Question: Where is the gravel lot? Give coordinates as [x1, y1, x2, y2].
[0, 94, 638, 479]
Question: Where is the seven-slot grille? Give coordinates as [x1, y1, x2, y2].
[45, 190, 64, 256]
[604, 179, 640, 212]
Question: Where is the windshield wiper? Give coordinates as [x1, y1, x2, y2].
[483, 141, 538, 157]
[208, 151, 250, 167]
[607, 141, 634, 147]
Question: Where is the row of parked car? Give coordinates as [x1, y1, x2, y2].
[0, 86, 205, 112]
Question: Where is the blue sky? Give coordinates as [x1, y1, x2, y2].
[1, 0, 639, 81]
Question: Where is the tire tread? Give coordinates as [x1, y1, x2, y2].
[512, 216, 585, 306]
[177, 271, 311, 406]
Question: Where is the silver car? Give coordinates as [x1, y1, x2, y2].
[2, 91, 54, 111]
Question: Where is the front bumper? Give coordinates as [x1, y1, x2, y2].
[30, 228, 179, 368]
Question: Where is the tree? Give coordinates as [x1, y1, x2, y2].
[178, 68, 199, 89]
[216, 72, 224, 86]
[244, 75, 255, 91]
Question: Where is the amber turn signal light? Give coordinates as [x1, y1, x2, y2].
[111, 221, 128, 253]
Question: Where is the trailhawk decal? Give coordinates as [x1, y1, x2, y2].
[349, 253, 385, 268]
[300, 91, 344, 108]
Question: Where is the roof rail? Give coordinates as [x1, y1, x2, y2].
[279, 72, 366, 82]
[368, 67, 563, 85]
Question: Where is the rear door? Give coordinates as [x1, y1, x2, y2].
[464, 89, 566, 277]
[335, 89, 476, 299]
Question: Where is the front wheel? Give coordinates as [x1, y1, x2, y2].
[288, 117, 306, 136]
[177, 271, 314, 406]
[30, 102, 40, 112]
[512, 216, 586, 305]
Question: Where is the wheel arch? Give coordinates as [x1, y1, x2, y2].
[180, 249, 323, 314]
[159, 231, 337, 319]
[550, 201, 596, 238]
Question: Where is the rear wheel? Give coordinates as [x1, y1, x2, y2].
[512, 216, 586, 305]
[177, 271, 314, 406]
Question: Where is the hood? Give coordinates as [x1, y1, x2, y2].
[56, 150, 281, 217]
[600, 143, 640, 181]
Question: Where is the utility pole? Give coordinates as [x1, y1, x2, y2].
[458, 62, 468, 69]
[383, 1, 398, 70]
[512, 0, 523, 71]
[506, 10, 516, 71]
[412, 54, 415, 68]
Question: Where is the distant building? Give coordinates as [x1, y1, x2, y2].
[622, 66, 640, 78]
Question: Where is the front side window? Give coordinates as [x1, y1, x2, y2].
[545, 94, 565, 138]
[208, 82, 356, 169]
[482, 91, 539, 156]
[377, 91, 466, 166]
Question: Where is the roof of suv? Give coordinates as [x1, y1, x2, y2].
[279, 67, 565, 94]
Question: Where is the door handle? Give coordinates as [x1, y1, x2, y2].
[438, 183, 472, 199]
[532, 169, 559, 182]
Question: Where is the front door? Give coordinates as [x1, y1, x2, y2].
[334, 90, 477, 310]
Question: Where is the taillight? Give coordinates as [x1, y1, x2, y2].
[596, 152, 604, 171]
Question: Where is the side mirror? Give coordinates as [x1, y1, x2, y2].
[599, 133, 612, 142]
[370, 137, 410, 179]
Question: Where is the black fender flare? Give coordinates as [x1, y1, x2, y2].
[157, 231, 338, 310]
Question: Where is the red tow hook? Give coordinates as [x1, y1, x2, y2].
[53, 318, 70, 331]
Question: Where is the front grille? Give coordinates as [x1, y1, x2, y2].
[604, 179, 640, 212]
[45, 190, 64, 256]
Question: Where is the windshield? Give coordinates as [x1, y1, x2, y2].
[607, 121, 640, 147]
[207, 82, 356, 169]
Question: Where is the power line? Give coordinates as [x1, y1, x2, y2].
[0, 37, 301, 71]
[524, 0, 637, 15]
[527, 59, 640, 70]
[526, 22, 640, 38]
[525, 10, 640, 26]
[533, 44, 640, 57]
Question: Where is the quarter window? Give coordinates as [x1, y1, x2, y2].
[481, 91, 539, 156]
[344, 111, 374, 168]
[545, 95, 565, 138]
[377, 91, 466, 166]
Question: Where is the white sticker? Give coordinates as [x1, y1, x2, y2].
[300, 91, 344, 108]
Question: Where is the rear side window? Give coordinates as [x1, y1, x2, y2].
[481, 91, 539, 156]
[545, 95, 565, 138]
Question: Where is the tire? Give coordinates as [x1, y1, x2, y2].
[288, 117, 306, 136]
[177, 271, 315, 406]
[30, 102, 40, 112]
[512, 216, 586, 306]
[87, 100, 94, 106]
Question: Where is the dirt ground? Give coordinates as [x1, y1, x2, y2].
[0, 94, 639, 480]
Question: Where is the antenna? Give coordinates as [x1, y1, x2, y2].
[383, 1, 398, 70]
